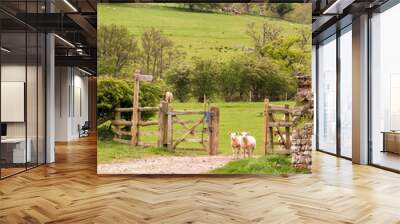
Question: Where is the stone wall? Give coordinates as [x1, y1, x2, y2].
[291, 74, 313, 171]
[291, 123, 313, 170]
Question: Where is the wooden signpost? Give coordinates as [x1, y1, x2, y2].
[131, 70, 153, 146]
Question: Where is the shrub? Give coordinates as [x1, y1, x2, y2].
[97, 76, 166, 126]
[97, 121, 113, 141]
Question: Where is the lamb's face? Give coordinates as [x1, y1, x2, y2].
[230, 132, 238, 140]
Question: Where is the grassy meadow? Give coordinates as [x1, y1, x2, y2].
[98, 3, 309, 60]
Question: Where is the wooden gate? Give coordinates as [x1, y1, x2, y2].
[159, 102, 219, 155]
[263, 98, 294, 155]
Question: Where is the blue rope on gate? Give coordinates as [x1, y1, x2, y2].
[205, 111, 211, 124]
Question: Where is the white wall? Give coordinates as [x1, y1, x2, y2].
[54, 67, 89, 141]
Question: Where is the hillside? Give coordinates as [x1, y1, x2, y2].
[98, 3, 310, 61]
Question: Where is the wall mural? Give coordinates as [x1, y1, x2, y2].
[96, 3, 313, 174]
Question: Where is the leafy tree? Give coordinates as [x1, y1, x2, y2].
[140, 28, 185, 79]
[166, 64, 193, 102]
[262, 31, 311, 75]
[246, 22, 282, 57]
[246, 21, 311, 76]
[191, 59, 220, 102]
[98, 25, 139, 77]
[219, 57, 248, 101]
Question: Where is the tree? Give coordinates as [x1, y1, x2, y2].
[191, 59, 220, 102]
[246, 22, 282, 57]
[219, 57, 248, 101]
[246, 21, 311, 76]
[139, 28, 185, 79]
[166, 64, 193, 102]
[262, 32, 311, 75]
[98, 25, 139, 77]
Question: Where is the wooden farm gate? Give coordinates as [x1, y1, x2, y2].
[111, 101, 219, 155]
[163, 104, 219, 155]
[262, 98, 294, 155]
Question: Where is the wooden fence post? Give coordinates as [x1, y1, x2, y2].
[159, 101, 169, 147]
[167, 106, 173, 150]
[208, 107, 219, 156]
[284, 104, 291, 150]
[263, 99, 269, 155]
[115, 104, 121, 139]
[131, 71, 140, 146]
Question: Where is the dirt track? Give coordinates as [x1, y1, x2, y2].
[97, 156, 234, 174]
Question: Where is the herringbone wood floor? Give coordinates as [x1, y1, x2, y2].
[1, 136, 400, 224]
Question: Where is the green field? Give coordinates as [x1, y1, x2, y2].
[98, 3, 309, 60]
[98, 101, 295, 163]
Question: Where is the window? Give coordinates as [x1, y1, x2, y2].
[339, 26, 352, 158]
[317, 35, 337, 154]
[370, 3, 400, 171]
[0, 4, 46, 179]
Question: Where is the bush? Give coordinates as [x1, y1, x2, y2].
[97, 76, 132, 125]
[97, 76, 166, 126]
[97, 121, 113, 141]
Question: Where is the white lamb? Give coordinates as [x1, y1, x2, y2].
[165, 91, 173, 103]
[230, 132, 242, 160]
[240, 132, 256, 158]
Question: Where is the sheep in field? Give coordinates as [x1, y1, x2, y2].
[230, 132, 242, 160]
[240, 132, 256, 158]
[164, 91, 173, 103]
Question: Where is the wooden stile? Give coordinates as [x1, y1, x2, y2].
[263, 98, 293, 154]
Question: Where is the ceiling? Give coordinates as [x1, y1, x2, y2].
[312, 0, 390, 43]
[0, 0, 97, 74]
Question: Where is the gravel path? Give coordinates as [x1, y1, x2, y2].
[97, 156, 234, 174]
